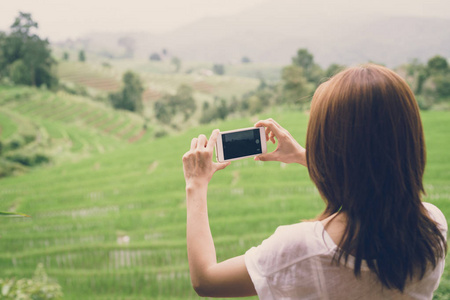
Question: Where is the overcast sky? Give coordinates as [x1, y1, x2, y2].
[0, 0, 265, 41]
[1, 0, 449, 42]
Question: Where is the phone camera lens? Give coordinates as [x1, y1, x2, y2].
[256, 139, 260, 144]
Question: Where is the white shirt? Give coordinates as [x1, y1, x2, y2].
[245, 202, 447, 300]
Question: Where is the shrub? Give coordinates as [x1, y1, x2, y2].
[212, 64, 225, 75]
[5, 153, 50, 167]
[154, 129, 168, 138]
[0, 263, 63, 299]
[8, 138, 23, 151]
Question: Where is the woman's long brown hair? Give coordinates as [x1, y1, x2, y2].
[306, 64, 447, 291]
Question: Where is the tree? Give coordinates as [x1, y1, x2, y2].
[62, 52, 69, 61]
[78, 50, 86, 62]
[213, 64, 225, 75]
[167, 85, 196, 120]
[241, 56, 251, 63]
[427, 55, 448, 73]
[9, 59, 32, 85]
[433, 74, 450, 100]
[199, 98, 229, 124]
[0, 12, 57, 88]
[325, 63, 346, 78]
[118, 36, 136, 58]
[109, 71, 144, 113]
[291, 48, 323, 84]
[171, 57, 181, 72]
[292, 49, 314, 73]
[149, 53, 161, 61]
[406, 54, 450, 108]
[154, 101, 172, 124]
[281, 65, 311, 108]
[154, 84, 197, 123]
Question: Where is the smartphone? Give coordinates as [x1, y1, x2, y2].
[216, 127, 267, 162]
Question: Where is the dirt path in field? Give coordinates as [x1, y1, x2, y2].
[128, 129, 146, 143]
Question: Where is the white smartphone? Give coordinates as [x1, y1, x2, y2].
[216, 127, 267, 162]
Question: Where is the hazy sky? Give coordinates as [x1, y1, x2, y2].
[1, 0, 449, 42]
[0, 0, 265, 41]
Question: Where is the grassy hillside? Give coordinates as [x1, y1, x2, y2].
[0, 85, 151, 178]
[57, 60, 262, 103]
[0, 109, 449, 299]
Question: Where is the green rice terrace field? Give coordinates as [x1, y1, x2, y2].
[0, 86, 149, 167]
[0, 96, 449, 299]
[57, 61, 261, 105]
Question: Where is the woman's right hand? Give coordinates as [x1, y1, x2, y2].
[254, 118, 307, 166]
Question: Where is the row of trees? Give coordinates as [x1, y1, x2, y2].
[403, 55, 450, 109]
[156, 49, 448, 127]
[194, 49, 344, 124]
[62, 50, 86, 62]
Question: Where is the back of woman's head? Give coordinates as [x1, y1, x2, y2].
[306, 64, 446, 291]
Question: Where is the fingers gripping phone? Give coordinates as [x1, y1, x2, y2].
[215, 127, 267, 162]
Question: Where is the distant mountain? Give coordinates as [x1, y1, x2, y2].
[66, 0, 450, 67]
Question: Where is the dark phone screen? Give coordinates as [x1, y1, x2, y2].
[222, 129, 262, 160]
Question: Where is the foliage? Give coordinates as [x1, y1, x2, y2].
[278, 49, 325, 109]
[0, 157, 27, 178]
[154, 84, 197, 123]
[213, 64, 225, 75]
[0, 263, 62, 299]
[281, 65, 311, 108]
[200, 98, 229, 124]
[59, 82, 89, 97]
[154, 100, 172, 124]
[78, 50, 86, 62]
[118, 36, 135, 58]
[403, 54, 450, 108]
[427, 55, 448, 73]
[0, 12, 57, 88]
[109, 71, 144, 113]
[241, 56, 251, 63]
[291, 48, 324, 84]
[149, 52, 161, 61]
[5, 153, 50, 167]
[171, 56, 181, 72]
[325, 63, 346, 78]
[62, 52, 69, 61]
[9, 59, 32, 85]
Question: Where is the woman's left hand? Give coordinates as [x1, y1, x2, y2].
[182, 129, 230, 189]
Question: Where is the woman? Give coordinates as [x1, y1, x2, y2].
[182, 64, 447, 299]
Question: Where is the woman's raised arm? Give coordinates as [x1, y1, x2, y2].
[182, 129, 257, 297]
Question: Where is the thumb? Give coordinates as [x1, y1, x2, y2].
[255, 151, 278, 162]
[215, 161, 231, 171]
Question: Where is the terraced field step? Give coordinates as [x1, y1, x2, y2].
[0, 87, 147, 144]
[58, 62, 121, 92]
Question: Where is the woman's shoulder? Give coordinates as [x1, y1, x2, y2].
[422, 202, 448, 234]
[245, 221, 335, 276]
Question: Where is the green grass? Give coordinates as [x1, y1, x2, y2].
[0, 108, 449, 299]
[0, 110, 18, 139]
